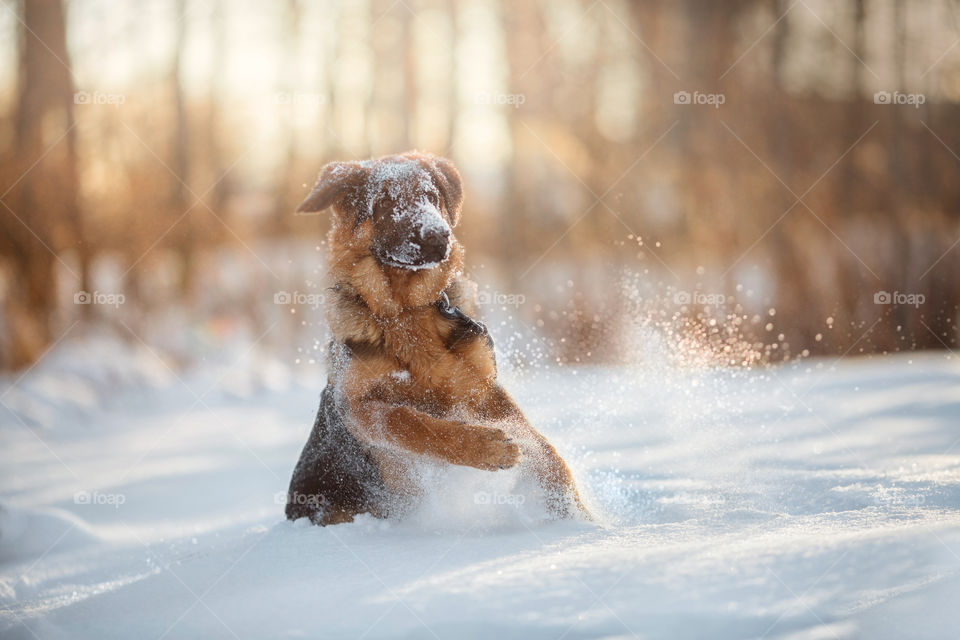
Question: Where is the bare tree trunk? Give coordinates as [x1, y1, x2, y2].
[770, 0, 789, 86]
[206, 0, 228, 214]
[401, 0, 416, 149]
[323, 4, 345, 158]
[2, 0, 82, 369]
[171, 0, 194, 294]
[889, 0, 915, 349]
[502, 0, 544, 278]
[445, 0, 458, 153]
[834, 0, 869, 345]
[369, 0, 406, 153]
[271, 0, 303, 233]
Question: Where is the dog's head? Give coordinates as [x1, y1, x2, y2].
[297, 152, 463, 271]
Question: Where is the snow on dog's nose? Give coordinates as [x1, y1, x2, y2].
[376, 198, 452, 270]
[412, 201, 451, 265]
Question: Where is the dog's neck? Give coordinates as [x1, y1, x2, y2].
[324, 227, 496, 396]
[328, 223, 465, 320]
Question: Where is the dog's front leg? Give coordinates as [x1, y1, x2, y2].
[481, 385, 590, 519]
[339, 358, 522, 471]
[349, 400, 522, 471]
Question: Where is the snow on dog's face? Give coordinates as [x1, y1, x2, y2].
[296, 152, 463, 271]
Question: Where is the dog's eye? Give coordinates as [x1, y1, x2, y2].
[427, 192, 441, 209]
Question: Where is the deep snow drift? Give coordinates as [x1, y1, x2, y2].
[1, 337, 959, 639]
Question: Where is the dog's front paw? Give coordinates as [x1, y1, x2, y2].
[458, 426, 522, 471]
[545, 492, 593, 521]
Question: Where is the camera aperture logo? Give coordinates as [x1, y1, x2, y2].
[674, 90, 725, 108]
[873, 91, 925, 108]
[274, 290, 325, 309]
[874, 290, 924, 308]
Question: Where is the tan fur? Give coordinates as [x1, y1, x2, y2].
[299, 152, 588, 522]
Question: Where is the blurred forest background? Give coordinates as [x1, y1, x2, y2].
[1, 0, 959, 371]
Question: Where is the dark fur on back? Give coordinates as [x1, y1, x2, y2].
[285, 384, 385, 523]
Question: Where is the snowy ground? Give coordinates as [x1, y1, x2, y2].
[1, 337, 960, 639]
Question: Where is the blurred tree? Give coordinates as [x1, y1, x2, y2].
[205, 0, 229, 215]
[1, 0, 959, 368]
[170, 0, 194, 293]
[1, 0, 83, 368]
[272, 0, 302, 235]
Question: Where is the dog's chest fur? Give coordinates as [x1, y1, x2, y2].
[328, 278, 497, 410]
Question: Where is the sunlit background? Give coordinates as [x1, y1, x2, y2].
[1, 0, 959, 371]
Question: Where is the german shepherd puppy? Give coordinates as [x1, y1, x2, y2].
[285, 151, 587, 525]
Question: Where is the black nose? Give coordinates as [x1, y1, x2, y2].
[422, 226, 449, 247]
[420, 226, 450, 261]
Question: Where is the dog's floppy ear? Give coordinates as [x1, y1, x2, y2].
[296, 161, 368, 215]
[414, 154, 463, 226]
